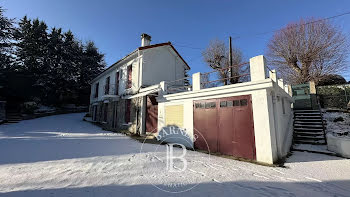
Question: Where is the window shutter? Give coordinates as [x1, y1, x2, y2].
[125, 99, 131, 123]
[127, 65, 132, 89]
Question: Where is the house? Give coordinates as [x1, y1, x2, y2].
[89, 34, 190, 134]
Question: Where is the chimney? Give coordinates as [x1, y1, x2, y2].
[141, 33, 151, 47]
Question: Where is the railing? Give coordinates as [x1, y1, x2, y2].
[166, 76, 192, 94]
[200, 62, 250, 88]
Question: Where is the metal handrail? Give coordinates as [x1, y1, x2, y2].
[316, 97, 328, 145]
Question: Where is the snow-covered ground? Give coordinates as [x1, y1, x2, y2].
[0, 113, 349, 197]
[323, 111, 350, 137]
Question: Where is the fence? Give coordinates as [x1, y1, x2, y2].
[317, 84, 350, 109]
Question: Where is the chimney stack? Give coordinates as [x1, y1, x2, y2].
[141, 33, 151, 47]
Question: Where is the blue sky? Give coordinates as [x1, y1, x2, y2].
[2, 0, 350, 79]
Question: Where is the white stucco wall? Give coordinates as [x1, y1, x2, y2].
[90, 45, 187, 104]
[141, 46, 186, 87]
[157, 79, 283, 164]
[272, 87, 294, 159]
[90, 53, 140, 103]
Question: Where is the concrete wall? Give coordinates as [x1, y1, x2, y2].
[327, 133, 350, 158]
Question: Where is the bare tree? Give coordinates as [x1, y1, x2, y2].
[202, 39, 245, 85]
[267, 18, 348, 85]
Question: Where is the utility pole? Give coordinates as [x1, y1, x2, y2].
[229, 36, 233, 84]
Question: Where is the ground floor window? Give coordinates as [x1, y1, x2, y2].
[125, 100, 131, 123]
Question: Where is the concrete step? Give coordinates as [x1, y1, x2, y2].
[294, 114, 322, 119]
[294, 112, 321, 115]
[294, 140, 326, 145]
[294, 117, 322, 122]
[294, 121, 323, 124]
[294, 127, 324, 131]
[294, 124, 323, 128]
[294, 135, 325, 141]
[294, 131, 324, 136]
[6, 120, 20, 123]
[293, 110, 321, 112]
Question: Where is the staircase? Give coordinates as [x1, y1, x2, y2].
[4, 111, 22, 124]
[293, 109, 327, 145]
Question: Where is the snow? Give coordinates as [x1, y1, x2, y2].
[323, 111, 350, 137]
[293, 144, 334, 154]
[0, 113, 350, 196]
[34, 105, 56, 113]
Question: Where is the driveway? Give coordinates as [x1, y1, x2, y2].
[0, 113, 349, 196]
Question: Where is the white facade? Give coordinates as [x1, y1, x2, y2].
[156, 55, 294, 164]
[90, 43, 189, 103]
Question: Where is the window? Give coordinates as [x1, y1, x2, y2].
[210, 102, 216, 108]
[115, 72, 119, 95]
[94, 83, 99, 98]
[126, 65, 132, 89]
[105, 77, 110, 95]
[240, 99, 248, 106]
[233, 100, 240, 106]
[220, 101, 227, 107]
[125, 99, 131, 123]
[227, 100, 233, 107]
[195, 103, 200, 108]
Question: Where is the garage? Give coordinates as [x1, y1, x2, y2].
[193, 95, 256, 160]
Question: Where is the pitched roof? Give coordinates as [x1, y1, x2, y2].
[90, 42, 190, 83]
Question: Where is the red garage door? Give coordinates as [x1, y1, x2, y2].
[193, 95, 256, 160]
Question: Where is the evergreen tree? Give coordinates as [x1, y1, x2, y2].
[2, 8, 106, 106]
[16, 17, 51, 102]
[16, 17, 49, 76]
[78, 41, 105, 104]
[0, 6, 15, 71]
